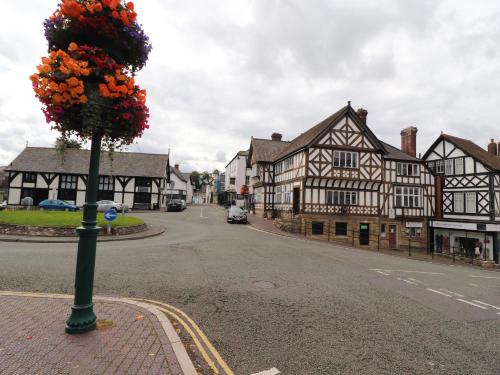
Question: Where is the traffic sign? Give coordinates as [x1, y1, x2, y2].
[104, 209, 118, 222]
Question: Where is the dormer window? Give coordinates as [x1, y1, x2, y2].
[397, 163, 419, 176]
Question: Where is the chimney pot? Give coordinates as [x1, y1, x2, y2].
[487, 139, 498, 155]
[271, 133, 282, 141]
[174, 164, 179, 170]
[400, 127, 418, 157]
[356, 108, 368, 124]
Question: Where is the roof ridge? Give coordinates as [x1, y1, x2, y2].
[25, 146, 168, 157]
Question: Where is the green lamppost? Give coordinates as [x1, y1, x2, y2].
[31, 1, 152, 333]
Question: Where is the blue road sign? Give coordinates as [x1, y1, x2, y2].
[104, 209, 118, 222]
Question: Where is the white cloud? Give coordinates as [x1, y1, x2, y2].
[1, 0, 500, 171]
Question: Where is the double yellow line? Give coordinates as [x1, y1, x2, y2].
[133, 298, 235, 375]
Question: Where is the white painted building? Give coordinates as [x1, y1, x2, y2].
[224, 150, 251, 207]
[5, 147, 170, 210]
[165, 164, 193, 203]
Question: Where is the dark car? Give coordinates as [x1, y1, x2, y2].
[167, 199, 184, 212]
[227, 206, 247, 224]
[39, 199, 79, 211]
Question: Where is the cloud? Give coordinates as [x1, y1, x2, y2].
[1, 0, 500, 171]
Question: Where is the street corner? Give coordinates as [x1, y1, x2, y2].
[0, 291, 210, 375]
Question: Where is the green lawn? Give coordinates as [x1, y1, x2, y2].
[0, 210, 144, 228]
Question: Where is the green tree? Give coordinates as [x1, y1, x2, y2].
[212, 169, 220, 176]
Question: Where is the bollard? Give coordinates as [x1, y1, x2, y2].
[377, 235, 380, 252]
[408, 239, 411, 257]
[452, 248, 455, 263]
[352, 230, 355, 246]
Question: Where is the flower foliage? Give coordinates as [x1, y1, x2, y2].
[32, 1, 151, 147]
[44, 0, 151, 72]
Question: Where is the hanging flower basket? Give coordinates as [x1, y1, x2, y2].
[44, 0, 151, 72]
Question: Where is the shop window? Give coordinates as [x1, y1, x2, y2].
[312, 221, 324, 235]
[335, 222, 347, 236]
[405, 227, 421, 237]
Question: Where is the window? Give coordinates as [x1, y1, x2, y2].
[397, 163, 419, 176]
[326, 190, 357, 205]
[245, 176, 250, 185]
[312, 221, 324, 235]
[434, 160, 444, 174]
[135, 177, 151, 187]
[333, 151, 358, 169]
[335, 222, 347, 236]
[59, 175, 77, 189]
[22, 172, 36, 183]
[405, 227, 421, 237]
[427, 161, 435, 172]
[445, 159, 454, 175]
[229, 177, 236, 185]
[454, 158, 464, 175]
[276, 186, 282, 204]
[380, 223, 386, 237]
[454, 192, 464, 213]
[99, 176, 113, 191]
[465, 192, 476, 213]
[395, 187, 422, 208]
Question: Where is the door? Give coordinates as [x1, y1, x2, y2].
[389, 224, 397, 248]
[292, 187, 300, 215]
[359, 223, 370, 246]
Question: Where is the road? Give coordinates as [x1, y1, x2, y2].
[0, 205, 499, 374]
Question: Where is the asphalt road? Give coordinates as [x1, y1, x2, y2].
[0, 205, 499, 374]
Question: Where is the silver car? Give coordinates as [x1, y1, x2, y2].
[96, 200, 129, 213]
[227, 206, 247, 224]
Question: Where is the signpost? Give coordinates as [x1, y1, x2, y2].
[104, 208, 118, 235]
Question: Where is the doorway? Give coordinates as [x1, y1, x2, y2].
[359, 223, 370, 246]
[292, 187, 300, 215]
[389, 224, 398, 248]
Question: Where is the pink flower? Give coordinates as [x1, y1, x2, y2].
[122, 113, 132, 120]
[54, 106, 64, 113]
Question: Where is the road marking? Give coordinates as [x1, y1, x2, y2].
[470, 275, 500, 279]
[251, 368, 280, 375]
[456, 299, 488, 310]
[401, 279, 419, 286]
[382, 270, 444, 275]
[472, 300, 500, 310]
[408, 278, 423, 284]
[439, 289, 464, 297]
[468, 283, 479, 287]
[426, 288, 452, 297]
[371, 269, 390, 276]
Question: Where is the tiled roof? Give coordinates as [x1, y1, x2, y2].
[250, 138, 290, 163]
[380, 141, 420, 161]
[170, 166, 187, 182]
[441, 134, 500, 170]
[6, 147, 169, 177]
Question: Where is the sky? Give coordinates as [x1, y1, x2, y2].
[1, 0, 500, 173]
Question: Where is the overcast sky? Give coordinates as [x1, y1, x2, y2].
[1, 0, 499, 172]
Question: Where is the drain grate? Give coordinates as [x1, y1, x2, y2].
[253, 281, 276, 289]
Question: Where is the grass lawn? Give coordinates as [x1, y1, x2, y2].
[0, 210, 144, 228]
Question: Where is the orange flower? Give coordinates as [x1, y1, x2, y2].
[111, 10, 120, 19]
[120, 10, 129, 25]
[94, 2, 103, 12]
[68, 42, 78, 52]
[80, 95, 88, 104]
[127, 2, 134, 11]
[99, 83, 111, 97]
[66, 77, 80, 87]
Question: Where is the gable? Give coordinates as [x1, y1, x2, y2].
[312, 110, 386, 154]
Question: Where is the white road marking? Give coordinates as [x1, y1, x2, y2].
[468, 283, 479, 287]
[426, 288, 452, 297]
[439, 289, 464, 298]
[470, 275, 500, 279]
[456, 299, 488, 310]
[382, 270, 444, 275]
[408, 278, 423, 284]
[371, 269, 390, 276]
[402, 279, 419, 286]
[251, 368, 280, 375]
[472, 300, 500, 310]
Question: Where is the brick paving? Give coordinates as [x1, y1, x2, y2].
[247, 214, 303, 239]
[0, 295, 184, 375]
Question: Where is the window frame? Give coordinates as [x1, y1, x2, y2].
[465, 192, 476, 213]
[326, 190, 358, 206]
[22, 172, 37, 183]
[335, 222, 348, 236]
[311, 221, 324, 235]
[454, 158, 464, 175]
[445, 159, 454, 175]
[333, 151, 358, 169]
[397, 163, 419, 176]
[395, 186, 422, 208]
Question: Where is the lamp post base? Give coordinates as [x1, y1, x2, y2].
[65, 302, 97, 333]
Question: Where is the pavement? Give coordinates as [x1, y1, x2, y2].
[0, 206, 499, 374]
[0, 292, 196, 375]
[0, 225, 165, 243]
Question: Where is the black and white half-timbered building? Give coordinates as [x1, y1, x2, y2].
[5, 147, 170, 210]
[247, 134, 290, 217]
[423, 135, 500, 264]
[269, 103, 435, 249]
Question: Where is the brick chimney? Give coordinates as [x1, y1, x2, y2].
[357, 108, 368, 124]
[174, 164, 179, 170]
[487, 139, 498, 156]
[271, 133, 282, 141]
[400, 127, 418, 157]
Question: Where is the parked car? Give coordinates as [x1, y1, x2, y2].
[39, 199, 79, 211]
[0, 200, 7, 211]
[167, 199, 184, 212]
[96, 200, 129, 213]
[227, 206, 247, 224]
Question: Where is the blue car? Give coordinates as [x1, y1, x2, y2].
[39, 199, 79, 211]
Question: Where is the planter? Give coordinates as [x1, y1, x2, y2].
[0, 223, 147, 237]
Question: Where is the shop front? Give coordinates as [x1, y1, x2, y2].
[430, 220, 498, 263]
